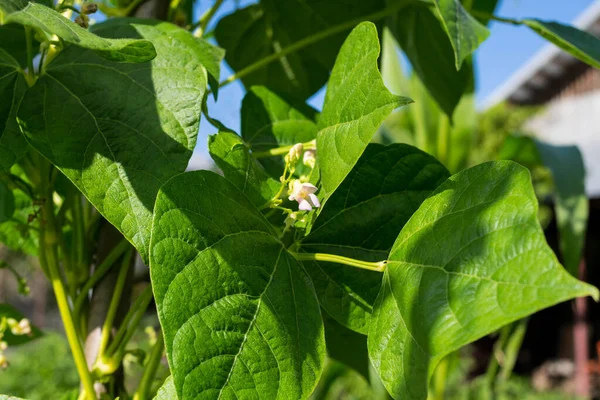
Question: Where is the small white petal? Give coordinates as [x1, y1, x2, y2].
[298, 199, 313, 211]
[308, 193, 321, 208]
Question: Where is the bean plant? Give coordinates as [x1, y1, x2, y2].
[1, 0, 600, 399]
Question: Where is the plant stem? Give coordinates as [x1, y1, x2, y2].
[470, 10, 521, 26]
[252, 140, 316, 159]
[39, 164, 97, 400]
[106, 284, 154, 357]
[73, 239, 130, 321]
[290, 252, 386, 272]
[218, 1, 409, 88]
[436, 113, 450, 165]
[198, 0, 224, 33]
[97, 249, 133, 357]
[499, 318, 528, 383]
[24, 27, 36, 87]
[133, 330, 164, 400]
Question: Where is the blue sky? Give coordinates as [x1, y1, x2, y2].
[190, 0, 598, 167]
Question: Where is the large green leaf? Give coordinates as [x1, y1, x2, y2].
[524, 19, 600, 69]
[0, 24, 27, 170]
[434, 0, 489, 69]
[150, 171, 325, 399]
[323, 313, 370, 380]
[302, 144, 449, 333]
[241, 86, 318, 178]
[196, 39, 224, 99]
[0, 0, 155, 63]
[208, 130, 280, 208]
[392, 6, 470, 118]
[317, 22, 411, 202]
[215, 1, 384, 100]
[18, 20, 208, 262]
[536, 142, 588, 276]
[368, 161, 598, 400]
[154, 376, 176, 400]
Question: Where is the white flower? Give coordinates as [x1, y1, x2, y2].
[288, 180, 321, 211]
[8, 318, 31, 336]
[303, 149, 316, 169]
[285, 143, 303, 164]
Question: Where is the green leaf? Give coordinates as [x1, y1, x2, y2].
[0, 177, 38, 255]
[0, 303, 42, 346]
[18, 20, 208, 262]
[434, 0, 489, 69]
[302, 144, 449, 333]
[323, 313, 370, 380]
[215, 1, 385, 100]
[0, 395, 27, 400]
[368, 161, 598, 400]
[241, 86, 318, 178]
[0, 181, 14, 223]
[153, 376, 176, 400]
[0, 0, 155, 63]
[318, 22, 412, 202]
[392, 6, 471, 117]
[150, 171, 325, 399]
[196, 39, 224, 99]
[470, 0, 500, 25]
[208, 130, 280, 208]
[535, 141, 588, 276]
[0, 25, 28, 170]
[524, 19, 600, 69]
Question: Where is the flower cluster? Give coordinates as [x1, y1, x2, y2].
[0, 317, 32, 369]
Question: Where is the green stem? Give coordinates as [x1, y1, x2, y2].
[218, 1, 410, 88]
[470, 10, 521, 25]
[499, 319, 528, 383]
[39, 164, 97, 400]
[290, 252, 386, 272]
[252, 140, 316, 159]
[73, 239, 130, 322]
[106, 284, 154, 357]
[198, 0, 224, 33]
[133, 330, 164, 400]
[24, 27, 36, 86]
[436, 113, 450, 165]
[97, 248, 133, 357]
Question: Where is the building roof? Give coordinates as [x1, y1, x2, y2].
[483, 1, 600, 108]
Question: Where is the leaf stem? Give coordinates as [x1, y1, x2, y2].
[133, 330, 165, 400]
[39, 163, 97, 400]
[106, 284, 154, 357]
[290, 252, 386, 272]
[198, 0, 224, 33]
[252, 140, 316, 159]
[73, 239, 131, 322]
[470, 10, 521, 26]
[218, 1, 410, 88]
[97, 248, 133, 357]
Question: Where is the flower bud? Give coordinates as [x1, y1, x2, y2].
[8, 318, 31, 336]
[303, 149, 316, 169]
[75, 14, 90, 29]
[81, 2, 98, 14]
[0, 353, 8, 369]
[284, 143, 303, 164]
[0, 341, 7, 351]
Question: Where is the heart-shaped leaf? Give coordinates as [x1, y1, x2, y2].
[153, 376, 176, 400]
[0, 0, 155, 63]
[368, 161, 598, 400]
[433, 0, 490, 69]
[150, 171, 325, 399]
[302, 144, 449, 333]
[317, 22, 412, 202]
[18, 20, 208, 262]
[524, 19, 600, 69]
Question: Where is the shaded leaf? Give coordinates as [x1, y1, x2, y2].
[323, 313, 370, 380]
[241, 86, 318, 178]
[434, 0, 489, 69]
[0, 0, 155, 63]
[0, 303, 42, 346]
[368, 161, 598, 400]
[536, 141, 588, 276]
[18, 20, 207, 262]
[196, 39, 224, 99]
[150, 171, 325, 399]
[524, 19, 600, 69]
[317, 22, 411, 201]
[303, 144, 449, 333]
[215, 1, 384, 100]
[392, 6, 470, 117]
[0, 175, 38, 255]
[0, 181, 14, 223]
[208, 130, 280, 208]
[470, 0, 501, 25]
